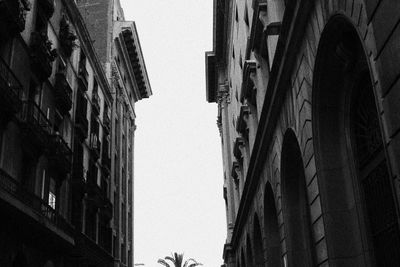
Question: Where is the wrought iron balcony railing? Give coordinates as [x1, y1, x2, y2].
[0, 0, 30, 38]
[0, 56, 23, 119]
[0, 168, 74, 237]
[30, 31, 57, 82]
[75, 94, 89, 140]
[71, 162, 87, 197]
[54, 72, 73, 115]
[49, 134, 72, 175]
[18, 101, 52, 148]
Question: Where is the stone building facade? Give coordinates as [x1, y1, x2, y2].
[206, 0, 400, 266]
[77, 1, 152, 266]
[0, 0, 150, 267]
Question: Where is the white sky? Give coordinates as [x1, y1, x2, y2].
[120, 1, 227, 266]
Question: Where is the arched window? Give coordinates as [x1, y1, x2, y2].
[313, 16, 400, 265]
[281, 129, 314, 266]
[263, 182, 282, 266]
[253, 214, 265, 266]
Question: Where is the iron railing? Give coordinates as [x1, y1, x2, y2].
[19, 100, 53, 136]
[0, 56, 23, 114]
[30, 31, 56, 81]
[0, 168, 74, 237]
[49, 134, 72, 171]
[54, 72, 73, 115]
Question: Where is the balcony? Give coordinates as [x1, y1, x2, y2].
[0, 56, 23, 121]
[92, 92, 100, 116]
[78, 61, 88, 91]
[86, 179, 102, 207]
[30, 31, 57, 82]
[18, 101, 52, 149]
[0, 168, 74, 238]
[54, 72, 72, 115]
[0, 0, 30, 38]
[71, 162, 86, 197]
[75, 232, 113, 265]
[75, 94, 88, 140]
[48, 134, 72, 175]
[90, 133, 101, 161]
[37, 0, 54, 19]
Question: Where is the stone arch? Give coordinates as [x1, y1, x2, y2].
[312, 14, 400, 265]
[253, 214, 264, 266]
[263, 181, 282, 266]
[280, 129, 314, 266]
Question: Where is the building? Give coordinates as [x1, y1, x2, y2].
[206, 0, 400, 266]
[0, 0, 151, 267]
[77, 1, 152, 266]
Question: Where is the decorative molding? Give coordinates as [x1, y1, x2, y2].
[231, 162, 241, 186]
[233, 137, 246, 161]
[218, 82, 230, 105]
[236, 105, 251, 134]
[249, 2, 268, 54]
[240, 60, 257, 103]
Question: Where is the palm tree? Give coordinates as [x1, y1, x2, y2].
[157, 252, 202, 267]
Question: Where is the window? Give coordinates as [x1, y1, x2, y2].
[48, 178, 56, 209]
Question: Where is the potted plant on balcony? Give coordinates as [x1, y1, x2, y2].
[59, 17, 77, 57]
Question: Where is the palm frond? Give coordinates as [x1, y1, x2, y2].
[158, 259, 171, 267]
[185, 258, 202, 267]
[165, 256, 175, 263]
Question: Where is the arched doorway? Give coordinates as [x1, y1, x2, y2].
[263, 182, 282, 266]
[313, 15, 400, 266]
[281, 129, 314, 266]
[253, 214, 264, 267]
